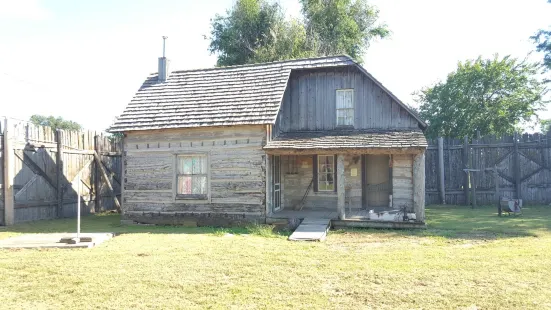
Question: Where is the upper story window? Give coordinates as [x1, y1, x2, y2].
[336, 89, 354, 127]
[176, 154, 208, 200]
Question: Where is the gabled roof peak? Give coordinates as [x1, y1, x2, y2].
[110, 55, 426, 132]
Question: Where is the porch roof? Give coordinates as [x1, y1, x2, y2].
[264, 130, 427, 151]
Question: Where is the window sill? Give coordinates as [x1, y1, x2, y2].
[313, 191, 337, 197]
[176, 194, 208, 200]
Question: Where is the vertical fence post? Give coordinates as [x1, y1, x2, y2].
[471, 171, 477, 209]
[513, 132, 521, 200]
[55, 129, 64, 218]
[3, 118, 15, 225]
[437, 137, 446, 204]
[494, 165, 500, 215]
[462, 136, 470, 206]
[94, 134, 100, 212]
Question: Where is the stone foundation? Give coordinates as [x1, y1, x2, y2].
[123, 211, 264, 227]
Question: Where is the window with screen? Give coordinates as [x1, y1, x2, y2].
[336, 89, 354, 127]
[176, 154, 208, 199]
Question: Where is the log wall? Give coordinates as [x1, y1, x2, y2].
[392, 154, 414, 211]
[122, 125, 267, 223]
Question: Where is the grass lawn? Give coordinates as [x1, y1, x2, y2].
[1, 205, 551, 309]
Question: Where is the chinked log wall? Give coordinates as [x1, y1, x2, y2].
[425, 131, 551, 206]
[0, 117, 121, 225]
[122, 125, 267, 226]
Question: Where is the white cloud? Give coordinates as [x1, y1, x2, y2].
[0, 0, 51, 21]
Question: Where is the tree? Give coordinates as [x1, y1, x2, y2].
[531, 0, 551, 72]
[300, 0, 389, 62]
[29, 115, 82, 131]
[208, 0, 312, 66]
[416, 55, 548, 138]
[207, 0, 388, 66]
[541, 119, 551, 133]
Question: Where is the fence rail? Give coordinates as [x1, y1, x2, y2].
[425, 131, 551, 206]
[0, 117, 122, 225]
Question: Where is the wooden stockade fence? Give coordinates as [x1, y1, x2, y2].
[425, 131, 551, 206]
[0, 118, 122, 225]
[2, 115, 550, 225]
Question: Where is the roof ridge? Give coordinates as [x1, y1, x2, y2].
[147, 55, 352, 76]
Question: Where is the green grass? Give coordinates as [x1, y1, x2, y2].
[1, 205, 551, 309]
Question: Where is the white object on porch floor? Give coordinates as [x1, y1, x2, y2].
[288, 218, 331, 241]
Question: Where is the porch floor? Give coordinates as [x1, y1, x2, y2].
[269, 209, 371, 220]
[267, 208, 426, 229]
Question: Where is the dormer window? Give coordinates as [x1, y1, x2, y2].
[336, 89, 354, 127]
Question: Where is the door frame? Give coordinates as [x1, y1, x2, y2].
[272, 155, 281, 212]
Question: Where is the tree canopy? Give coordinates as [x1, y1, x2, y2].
[416, 55, 548, 138]
[29, 115, 82, 131]
[207, 0, 388, 66]
[531, 0, 551, 72]
[300, 0, 389, 61]
[541, 119, 551, 133]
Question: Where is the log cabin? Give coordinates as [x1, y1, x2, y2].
[110, 55, 428, 228]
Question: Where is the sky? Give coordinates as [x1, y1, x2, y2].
[0, 0, 550, 131]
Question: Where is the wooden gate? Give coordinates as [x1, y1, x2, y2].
[1, 118, 122, 225]
[426, 132, 551, 206]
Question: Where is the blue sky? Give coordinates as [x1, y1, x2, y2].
[1, 0, 550, 131]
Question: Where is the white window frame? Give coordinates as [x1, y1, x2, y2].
[175, 153, 209, 200]
[317, 155, 335, 192]
[336, 89, 355, 127]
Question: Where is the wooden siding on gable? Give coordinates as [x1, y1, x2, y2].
[123, 125, 267, 216]
[274, 67, 419, 133]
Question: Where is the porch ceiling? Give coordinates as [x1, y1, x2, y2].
[264, 129, 427, 154]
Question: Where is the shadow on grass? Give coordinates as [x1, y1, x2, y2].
[332, 204, 551, 240]
[0, 213, 290, 239]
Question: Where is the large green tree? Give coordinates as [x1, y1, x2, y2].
[531, 0, 551, 72]
[300, 0, 389, 62]
[208, 0, 312, 66]
[417, 55, 548, 138]
[207, 0, 388, 66]
[30, 115, 82, 131]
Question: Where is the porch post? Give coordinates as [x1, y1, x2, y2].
[337, 154, 345, 220]
[413, 151, 425, 222]
[265, 154, 272, 217]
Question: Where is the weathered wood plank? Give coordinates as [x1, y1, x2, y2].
[94, 151, 121, 212]
[3, 118, 14, 225]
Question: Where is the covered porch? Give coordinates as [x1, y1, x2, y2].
[264, 130, 427, 228]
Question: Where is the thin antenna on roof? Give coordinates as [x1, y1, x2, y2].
[162, 36, 168, 58]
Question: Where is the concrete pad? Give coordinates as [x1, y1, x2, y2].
[0, 233, 115, 249]
[289, 218, 331, 241]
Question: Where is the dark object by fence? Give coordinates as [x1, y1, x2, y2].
[499, 199, 522, 216]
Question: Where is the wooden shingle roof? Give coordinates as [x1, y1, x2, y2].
[264, 130, 427, 150]
[110, 55, 426, 132]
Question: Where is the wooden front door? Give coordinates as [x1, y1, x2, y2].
[272, 155, 281, 211]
